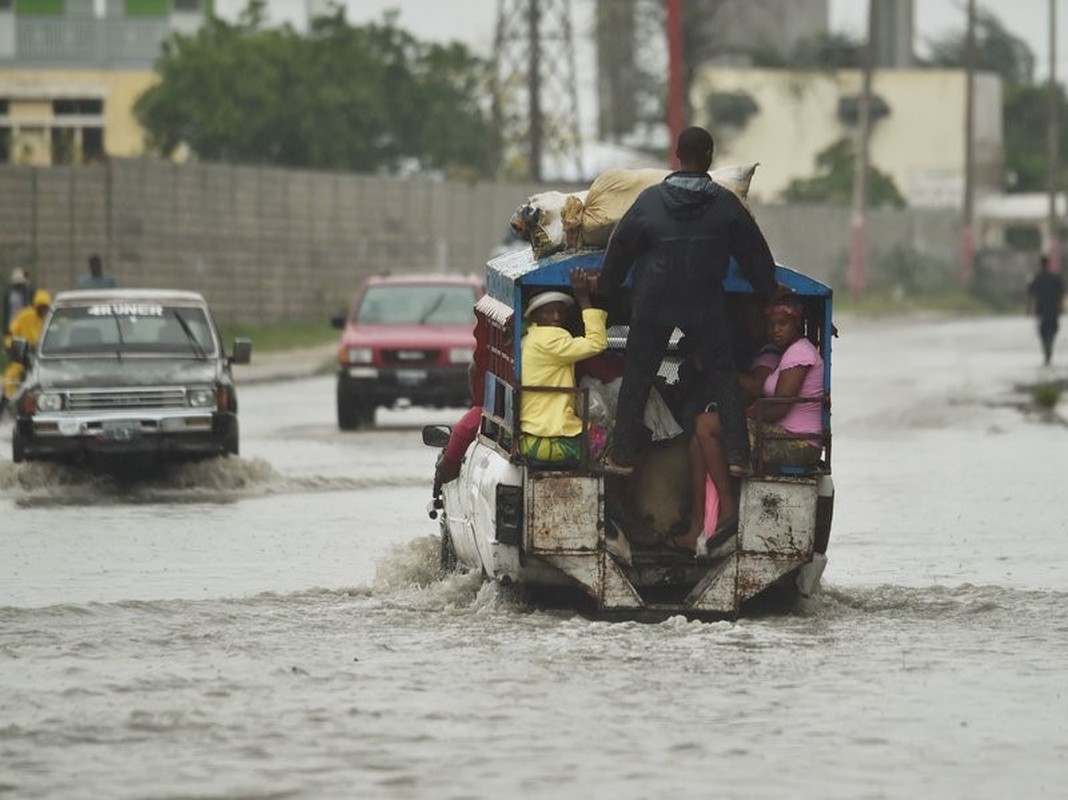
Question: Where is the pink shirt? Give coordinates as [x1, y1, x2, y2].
[761, 337, 824, 435]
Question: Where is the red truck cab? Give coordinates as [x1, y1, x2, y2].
[331, 274, 484, 429]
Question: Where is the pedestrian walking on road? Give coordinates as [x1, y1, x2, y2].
[1027, 255, 1064, 366]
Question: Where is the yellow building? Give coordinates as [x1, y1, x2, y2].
[0, 69, 156, 164]
[0, 0, 205, 165]
[692, 67, 1004, 208]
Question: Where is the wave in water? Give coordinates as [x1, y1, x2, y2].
[0, 457, 426, 506]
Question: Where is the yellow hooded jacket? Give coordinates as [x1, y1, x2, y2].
[4, 289, 51, 349]
[3, 289, 51, 398]
[519, 307, 608, 438]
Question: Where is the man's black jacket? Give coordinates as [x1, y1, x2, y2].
[598, 172, 777, 328]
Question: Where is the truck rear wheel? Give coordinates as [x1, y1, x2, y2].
[439, 519, 457, 573]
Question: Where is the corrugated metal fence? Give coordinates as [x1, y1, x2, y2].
[0, 158, 976, 324]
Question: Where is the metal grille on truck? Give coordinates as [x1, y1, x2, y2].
[65, 388, 188, 411]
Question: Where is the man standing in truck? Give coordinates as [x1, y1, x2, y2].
[597, 126, 777, 476]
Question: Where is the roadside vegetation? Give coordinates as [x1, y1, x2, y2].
[834, 290, 1001, 318]
[220, 320, 337, 353]
[1031, 381, 1063, 411]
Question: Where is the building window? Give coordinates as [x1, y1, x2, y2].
[173, 0, 199, 11]
[51, 128, 75, 165]
[0, 128, 10, 163]
[82, 126, 104, 162]
[54, 98, 104, 116]
[0, 100, 9, 116]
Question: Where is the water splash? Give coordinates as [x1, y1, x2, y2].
[0, 456, 425, 506]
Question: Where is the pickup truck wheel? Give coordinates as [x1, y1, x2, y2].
[12, 426, 25, 464]
[439, 519, 457, 573]
[356, 402, 376, 429]
[223, 424, 239, 456]
[337, 385, 358, 431]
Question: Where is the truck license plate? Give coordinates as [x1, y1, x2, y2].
[101, 420, 142, 441]
[397, 369, 427, 387]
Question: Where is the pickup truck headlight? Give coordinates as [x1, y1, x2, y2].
[187, 387, 216, 408]
[347, 348, 373, 364]
[448, 347, 474, 364]
[36, 392, 63, 412]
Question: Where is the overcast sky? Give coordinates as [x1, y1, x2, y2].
[219, 0, 1063, 79]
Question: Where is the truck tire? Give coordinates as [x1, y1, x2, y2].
[356, 402, 376, 429]
[223, 423, 239, 456]
[337, 383, 358, 431]
[439, 519, 457, 573]
[12, 426, 25, 464]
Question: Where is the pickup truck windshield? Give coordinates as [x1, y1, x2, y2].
[40, 304, 217, 356]
[356, 285, 476, 325]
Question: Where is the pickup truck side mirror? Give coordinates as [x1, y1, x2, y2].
[421, 424, 452, 448]
[330, 314, 347, 330]
[9, 337, 28, 364]
[229, 337, 252, 365]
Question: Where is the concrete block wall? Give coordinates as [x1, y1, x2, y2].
[0, 158, 967, 324]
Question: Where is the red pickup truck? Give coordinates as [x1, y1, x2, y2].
[331, 274, 484, 429]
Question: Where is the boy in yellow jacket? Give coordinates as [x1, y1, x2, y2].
[519, 268, 607, 462]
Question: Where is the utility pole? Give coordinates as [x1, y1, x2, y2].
[665, 0, 685, 167]
[1047, 0, 1062, 272]
[494, 0, 583, 181]
[527, 0, 543, 181]
[849, 0, 876, 297]
[960, 0, 976, 284]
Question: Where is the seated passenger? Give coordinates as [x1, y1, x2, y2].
[747, 291, 825, 468]
[672, 291, 823, 554]
[519, 268, 607, 463]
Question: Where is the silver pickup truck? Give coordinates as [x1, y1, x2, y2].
[8, 288, 251, 466]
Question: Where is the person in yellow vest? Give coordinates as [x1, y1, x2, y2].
[518, 269, 607, 463]
[2, 288, 51, 416]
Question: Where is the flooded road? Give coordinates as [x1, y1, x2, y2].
[2, 315, 1067, 799]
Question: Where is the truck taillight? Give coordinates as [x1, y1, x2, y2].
[495, 484, 523, 545]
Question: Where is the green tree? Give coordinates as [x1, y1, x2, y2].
[135, 5, 495, 176]
[925, 10, 1035, 86]
[922, 8, 1068, 194]
[780, 137, 905, 208]
[751, 32, 864, 70]
[1003, 83, 1068, 192]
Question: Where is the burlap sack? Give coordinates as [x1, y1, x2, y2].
[509, 190, 588, 259]
[710, 162, 759, 207]
[578, 168, 669, 248]
[574, 163, 760, 249]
